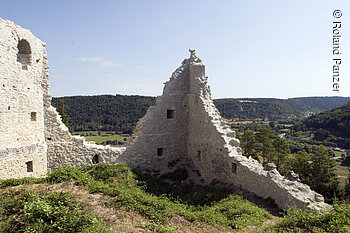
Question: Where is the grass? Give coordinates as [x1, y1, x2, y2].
[84, 134, 127, 144]
[267, 203, 350, 232]
[0, 164, 271, 231]
[334, 160, 350, 187]
[333, 150, 346, 157]
[2, 163, 350, 232]
[72, 131, 129, 145]
[0, 189, 109, 233]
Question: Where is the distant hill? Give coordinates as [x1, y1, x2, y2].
[52, 95, 156, 134]
[214, 96, 350, 121]
[284, 96, 350, 113]
[292, 102, 350, 149]
[214, 98, 298, 121]
[52, 95, 350, 133]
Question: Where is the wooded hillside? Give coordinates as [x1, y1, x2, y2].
[52, 95, 350, 134]
[293, 101, 350, 148]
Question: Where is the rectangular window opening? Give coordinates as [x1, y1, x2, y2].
[231, 163, 237, 174]
[26, 161, 33, 172]
[93, 154, 100, 164]
[197, 150, 201, 161]
[157, 148, 164, 156]
[31, 112, 37, 121]
[167, 109, 175, 119]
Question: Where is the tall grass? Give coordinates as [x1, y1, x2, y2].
[0, 163, 271, 231]
[0, 189, 109, 233]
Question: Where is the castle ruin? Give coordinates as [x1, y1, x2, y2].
[0, 19, 330, 212]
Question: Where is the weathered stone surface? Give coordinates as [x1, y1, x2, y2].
[0, 19, 331, 212]
[0, 18, 125, 179]
[119, 49, 331, 212]
[0, 19, 47, 179]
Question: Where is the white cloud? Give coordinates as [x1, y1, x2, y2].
[78, 56, 122, 68]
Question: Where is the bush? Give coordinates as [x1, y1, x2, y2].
[1, 164, 271, 231]
[268, 203, 350, 232]
[0, 189, 109, 233]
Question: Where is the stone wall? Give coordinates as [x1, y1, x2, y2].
[39, 29, 125, 171]
[118, 59, 190, 170]
[0, 19, 47, 179]
[184, 51, 330, 212]
[119, 50, 331, 212]
[0, 18, 124, 177]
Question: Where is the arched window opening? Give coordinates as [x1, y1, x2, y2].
[17, 39, 32, 69]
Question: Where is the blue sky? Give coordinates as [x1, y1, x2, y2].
[1, 0, 349, 99]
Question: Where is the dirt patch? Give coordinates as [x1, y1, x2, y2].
[245, 216, 280, 233]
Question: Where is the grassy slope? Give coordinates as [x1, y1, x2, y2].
[1, 164, 350, 232]
[0, 164, 271, 232]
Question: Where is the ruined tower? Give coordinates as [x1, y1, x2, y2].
[0, 20, 48, 179]
[0, 19, 124, 179]
[120, 50, 330, 211]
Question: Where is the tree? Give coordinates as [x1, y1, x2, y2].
[55, 99, 71, 127]
[240, 129, 258, 160]
[255, 127, 276, 166]
[310, 145, 342, 201]
[273, 137, 290, 173]
[291, 150, 312, 184]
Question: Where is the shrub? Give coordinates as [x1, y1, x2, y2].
[0, 189, 109, 233]
[267, 203, 350, 232]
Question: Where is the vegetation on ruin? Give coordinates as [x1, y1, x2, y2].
[0, 164, 271, 232]
[1, 164, 350, 232]
[239, 126, 350, 202]
[53, 99, 71, 127]
[0, 164, 350, 232]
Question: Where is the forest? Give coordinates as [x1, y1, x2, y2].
[52, 95, 350, 134]
[292, 101, 350, 149]
[52, 95, 156, 134]
[239, 127, 349, 202]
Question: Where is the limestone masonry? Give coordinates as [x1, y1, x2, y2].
[0, 19, 331, 212]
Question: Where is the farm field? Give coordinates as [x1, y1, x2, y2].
[72, 131, 130, 145]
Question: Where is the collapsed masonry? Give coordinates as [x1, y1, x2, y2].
[0, 19, 330, 212]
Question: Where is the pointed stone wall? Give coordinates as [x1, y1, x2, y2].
[121, 50, 331, 212]
[118, 56, 191, 170]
